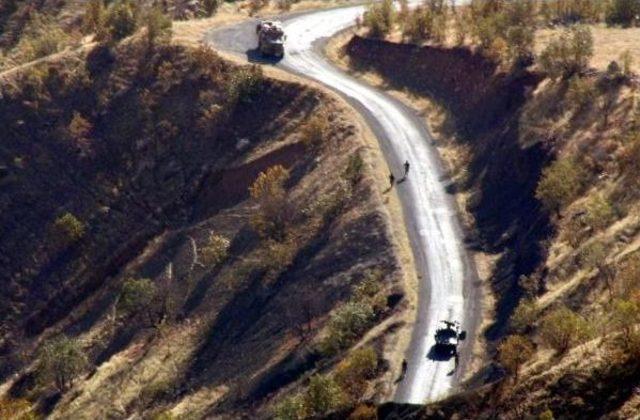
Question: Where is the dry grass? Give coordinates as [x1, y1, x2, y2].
[536, 24, 640, 73]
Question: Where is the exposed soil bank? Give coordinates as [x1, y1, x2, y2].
[344, 35, 551, 339]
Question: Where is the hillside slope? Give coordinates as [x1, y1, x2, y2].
[329, 25, 640, 418]
[0, 35, 404, 418]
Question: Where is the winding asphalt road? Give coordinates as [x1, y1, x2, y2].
[207, 5, 480, 404]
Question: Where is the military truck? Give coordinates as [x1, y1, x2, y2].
[434, 320, 464, 356]
[256, 20, 286, 58]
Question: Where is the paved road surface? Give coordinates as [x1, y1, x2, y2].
[207, 5, 480, 404]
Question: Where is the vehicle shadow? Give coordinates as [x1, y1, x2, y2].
[246, 48, 283, 64]
[427, 344, 455, 362]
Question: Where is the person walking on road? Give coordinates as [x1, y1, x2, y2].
[401, 358, 408, 376]
[389, 172, 396, 188]
[404, 160, 410, 178]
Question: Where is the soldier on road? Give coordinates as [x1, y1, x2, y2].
[404, 160, 410, 177]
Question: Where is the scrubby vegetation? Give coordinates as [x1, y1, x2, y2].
[0, 3, 400, 416]
[343, 0, 640, 417]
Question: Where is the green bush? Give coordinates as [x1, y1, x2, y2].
[606, 0, 640, 27]
[541, 0, 603, 24]
[510, 298, 538, 332]
[334, 347, 378, 399]
[118, 277, 157, 317]
[320, 300, 375, 355]
[200, 232, 230, 267]
[13, 13, 72, 63]
[145, 6, 172, 47]
[565, 75, 596, 112]
[536, 158, 587, 212]
[273, 393, 307, 420]
[36, 335, 88, 392]
[540, 306, 591, 354]
[539, 25, 594, 80]
[203, 0, 222, 16]
[498, 334, 535, 380]
[363, 0, 395, 38]
[300, 113, 329, 149]
[583, 194, 616, 231]
[305, 374, 343, 416]
[83, 0, 106, 35]
[103, 0, 138, 42]
[52, 212, 86, 247]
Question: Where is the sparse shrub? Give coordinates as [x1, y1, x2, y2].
[334, 347, 378, 401]
[536, 158, 587, 212]
[539, 25, 594, 80]
[401, 2, 448, 44]
[226, 65, 263, 106]
[0, 398, 36, 420]
[83, 0, 106, 35]
[200, 232, 230, 267]
[305, 374, 344, 416]
[539, 409, 555, 420]
[66, 111, 93, 156]
[273, 393, 307, 420]
[583, 194, 616, 231]
[261, 239, 297, 283]
[203, 0, 222, 16]
[300, 113, 329, 149]
[540, 306, 591, 354]
[498, 334, 535, 381]
[277, 0, 294, 11]
[249, 165, 292, 241]
[611, 299, 640, 348]
[354, 268, 383, 301]
[620, 50, 635, 77]
[248, 0, 269, 16]
[12, 13, 73, 64]
[349, 404, 378, 420]
[615, 253, 640, 298]
[117, 277, 157, 317]
[52, 212, 86, 247]
[510, 298, 538, 332]
[579, 240, 608, 270]
[343, 152, 365, 187]
[565, 75, 596, 112]
[103, 0, 138, 42]
[620, 132, 640, 186]
[542, 0, 603, 24]
[36, 335, 88, 392]
[606, 0, 640, 27]
[452, 8, 470, 45]
[145, 6, 172, 47]
[320, 300, 375, 355]
[363, 0, 395, 38]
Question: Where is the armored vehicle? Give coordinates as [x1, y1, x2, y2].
[256, 20, 285, 58]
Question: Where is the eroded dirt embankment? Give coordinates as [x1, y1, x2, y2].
[343, 36, 550, 339]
